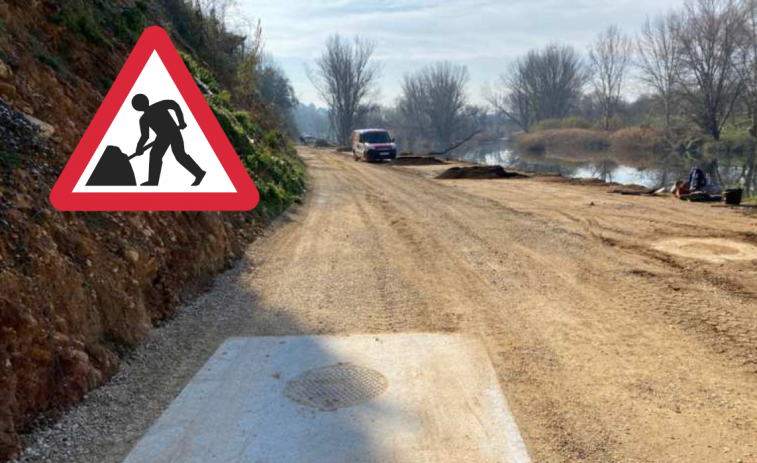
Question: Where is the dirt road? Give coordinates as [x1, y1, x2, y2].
[17, 147, 757, 463]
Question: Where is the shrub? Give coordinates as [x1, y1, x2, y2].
[243, 142, 306, 217]
[109, 0, 149, 46]
[531, 117, 594, 132]
[198, 71, 305, 217]
[514, 129, 610, 153]
[50, 2, 109, 47]
[609, 126, 668, 153]
[179, 51, 222, 94]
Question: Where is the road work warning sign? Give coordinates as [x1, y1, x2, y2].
[50, 26, 259, 211]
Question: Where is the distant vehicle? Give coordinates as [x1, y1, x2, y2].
[350, 129, 397, 162]
[299, 135, 318, 146]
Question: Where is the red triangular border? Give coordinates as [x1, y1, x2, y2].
[50, 26, 259, 211]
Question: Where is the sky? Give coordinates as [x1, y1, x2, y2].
[235, 0, 686, 107]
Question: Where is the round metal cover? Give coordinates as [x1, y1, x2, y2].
[284, 363, 388, 411]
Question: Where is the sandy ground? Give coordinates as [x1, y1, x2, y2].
[15, 147, 757, 463]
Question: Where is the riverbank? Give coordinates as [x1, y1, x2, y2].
[444, 130, 755, 190]
[513, 126, 671, 154]
[513, 126, 757, 157]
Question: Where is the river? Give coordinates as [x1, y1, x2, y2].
[448, 139, 748, 189]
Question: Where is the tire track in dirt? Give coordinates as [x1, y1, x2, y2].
[332, 156, 654, 462]
[19, 149, 757, 463]
[325, 151, 757, 463]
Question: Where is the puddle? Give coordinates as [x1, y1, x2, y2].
[652, 238, 757, 264]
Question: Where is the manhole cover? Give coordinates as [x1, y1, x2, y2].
[284, 363, 388, 411]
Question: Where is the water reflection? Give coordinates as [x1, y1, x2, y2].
[449, 139, 746, 189]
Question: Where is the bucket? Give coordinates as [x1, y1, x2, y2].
[724, 188, 743, 206]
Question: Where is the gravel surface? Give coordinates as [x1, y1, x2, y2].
[12, 147, 757, 463]
[11, 256, 259, 463]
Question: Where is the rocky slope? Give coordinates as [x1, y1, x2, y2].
[0, 1, 304, 459]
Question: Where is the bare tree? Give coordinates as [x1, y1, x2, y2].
[739, 0, 757, 194]
[487, 45, 588, 132]
[232, 19, 264, 109]
[398, 62, 469, 149]
[308, 34, 382, 145]
[637, 12, 684, 136]
[486, 73, 534, 133]
[676, 0, 746, 141]
[589, 25, 634, 131]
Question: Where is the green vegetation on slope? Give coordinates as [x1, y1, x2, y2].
[179, 52, 306, 216]
[54, 0, 308, 215]
[0, 1, 306, 459]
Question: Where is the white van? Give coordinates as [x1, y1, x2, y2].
[350, 129, 397, 162]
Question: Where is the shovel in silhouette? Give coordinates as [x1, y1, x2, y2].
[86, 141, 155, 186]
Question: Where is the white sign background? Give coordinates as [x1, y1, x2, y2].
[74, 51, 236, 193]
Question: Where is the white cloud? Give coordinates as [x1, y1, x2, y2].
[236, 0, 686, 105]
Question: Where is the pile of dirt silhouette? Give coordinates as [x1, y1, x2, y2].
[437, 165, 525, 180]
[393, 156, 447, 166]
[86, 146, 137, 186]
[0, 2, 300, 460]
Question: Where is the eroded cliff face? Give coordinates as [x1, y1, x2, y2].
[0, 2, 288, 459]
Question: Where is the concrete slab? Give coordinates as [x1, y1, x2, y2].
[122, 334, 531, 463]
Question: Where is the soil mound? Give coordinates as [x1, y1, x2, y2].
[437, 165, 525, 180]
[393, 156, 447, 166]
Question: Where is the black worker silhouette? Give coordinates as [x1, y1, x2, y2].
[86, 94, 206, 187]
[132, 94, 206, 186]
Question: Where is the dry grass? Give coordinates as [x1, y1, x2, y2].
[514, 126, 672, 154]
[514, 129, 610, 153]
[609, 126, 667, 152]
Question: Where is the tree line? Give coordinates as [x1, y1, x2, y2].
[308, 0, 757, 164]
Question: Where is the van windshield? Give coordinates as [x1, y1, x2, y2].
[361, 132, 391, 144]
